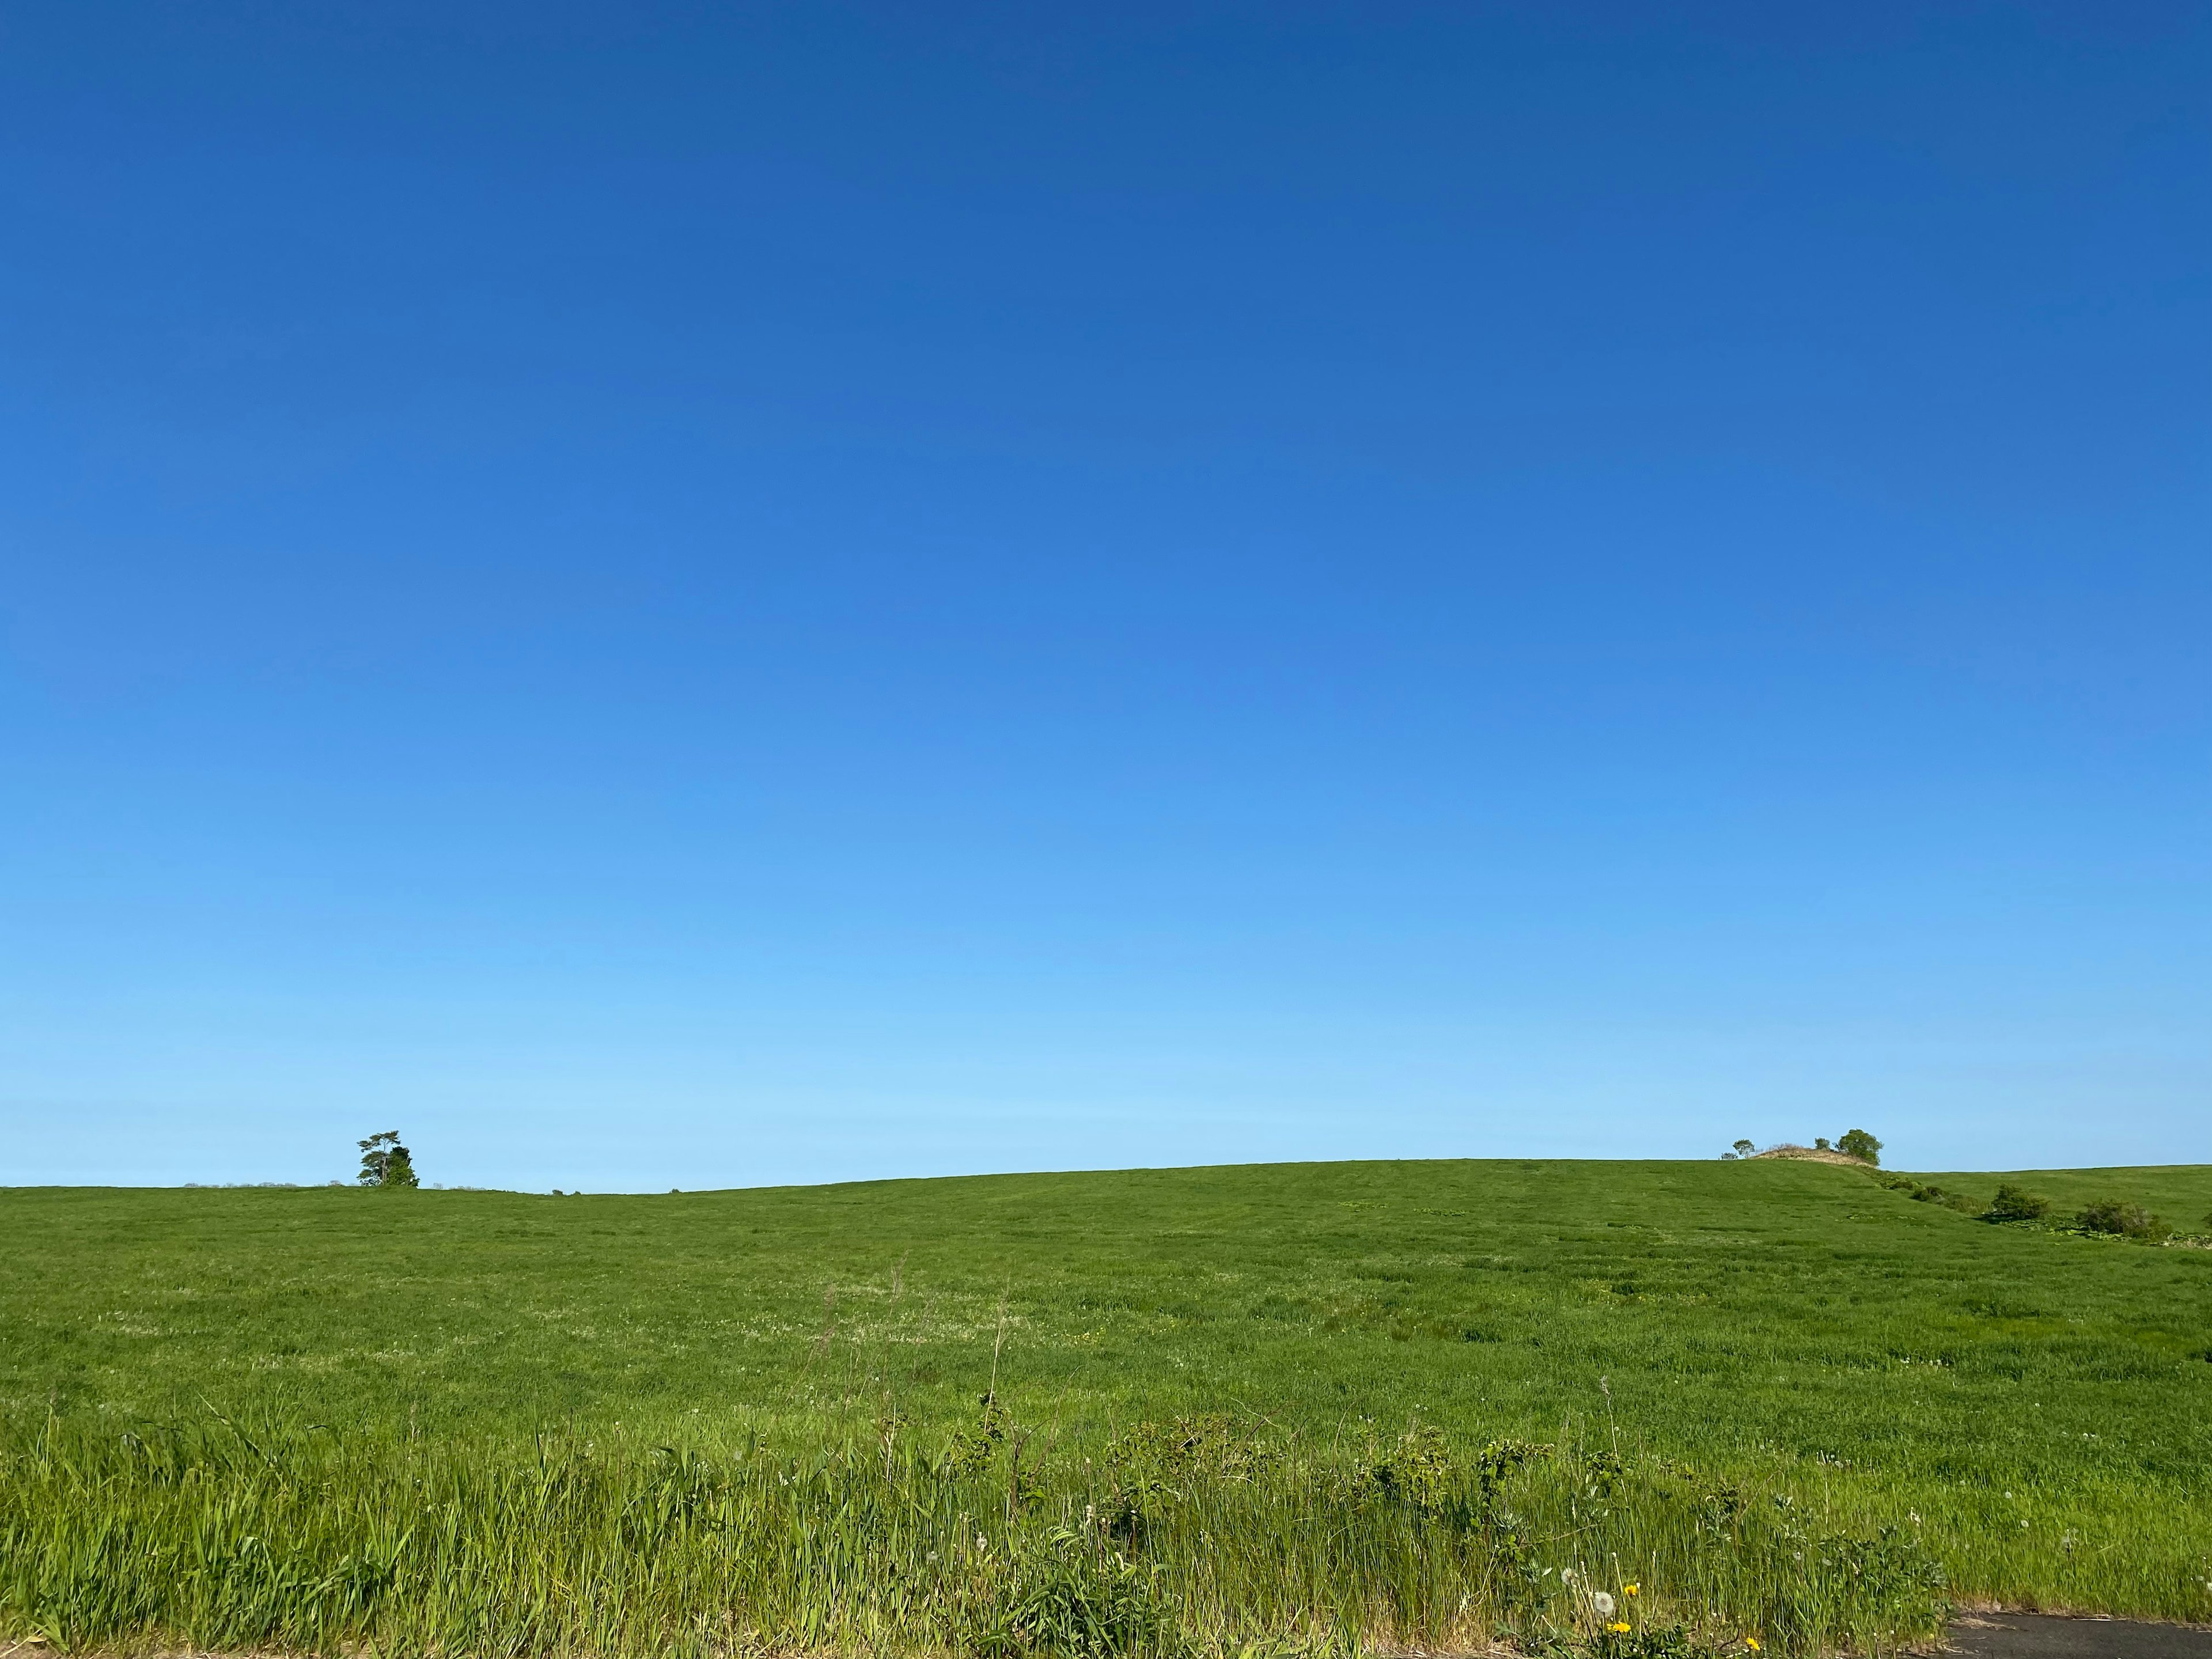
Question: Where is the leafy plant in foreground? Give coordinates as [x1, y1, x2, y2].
[959, 1530, 1169, 1659]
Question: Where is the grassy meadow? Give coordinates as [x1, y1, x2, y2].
[2, 1157, 2209, 1657]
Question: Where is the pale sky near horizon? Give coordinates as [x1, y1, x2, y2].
[4, 2, 2207, 1190]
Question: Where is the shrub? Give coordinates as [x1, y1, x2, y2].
[1366, 1423, 1457, 1514]
[1983, 1184, 2050, 1223]
[963, 1533, 1168, 1659]
[2075, 1199, 2171, 1243]
[1835, 1129, 1881, 1166]
[1907, 1184, 1976, 1213]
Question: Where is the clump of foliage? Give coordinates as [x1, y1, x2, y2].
[1872, 1173, 1977, 1214]
[1908, 1184, 1978, 1214]
[1835, 1128, 1881, 1165]
[1364, 1422, 1460, 1514]
[957, 1529, 1170, 1659]
[2075, 1198, 2169, 1243]
[356, 1130, 418, 1188]
[1587, 1621, 1720, 1659]
[941, 1392, 1013, 1478]
[1982, 1184, 2050, 1223]
[1729, 1139, 1756, 1160]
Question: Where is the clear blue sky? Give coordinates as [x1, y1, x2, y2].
[3, 2, 2206, 1190]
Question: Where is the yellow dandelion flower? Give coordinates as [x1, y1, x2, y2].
[1611, 1623, 1633, 1634]
[1624, 1584, 1639, 1596]
[1746, 1639, 1762, 1652]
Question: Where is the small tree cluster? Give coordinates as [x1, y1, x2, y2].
[2075, 1198, 2168, 1242]
[1835, 1128, 1881, 1165]
[1725, 1130, 1881, 1164]
[357, 1131, 419, 1189]
[1983, 1183, 2050, 1223]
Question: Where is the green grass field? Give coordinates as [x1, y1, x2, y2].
[3, 1158, 2209, 1657]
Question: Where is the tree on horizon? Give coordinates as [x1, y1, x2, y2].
[357, 1131, 418, 1188]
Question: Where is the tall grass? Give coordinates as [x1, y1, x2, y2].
[0, 1411, 1950, 1658]
[7, 1166, 2209, 1652]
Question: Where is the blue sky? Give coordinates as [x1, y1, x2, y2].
[3, 2, 2207, 1189]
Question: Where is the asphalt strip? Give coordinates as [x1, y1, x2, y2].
[1946, 1614, 2212, 1659]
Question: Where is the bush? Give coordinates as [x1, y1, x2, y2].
[1910, 1185, 1978, 1214]
[1835, 1128, 1882, 1166]
[2075, 1199, 2170, 1243]
[964, 1533, 1168, 1659]
[1983, 1184, 2050, 1223]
